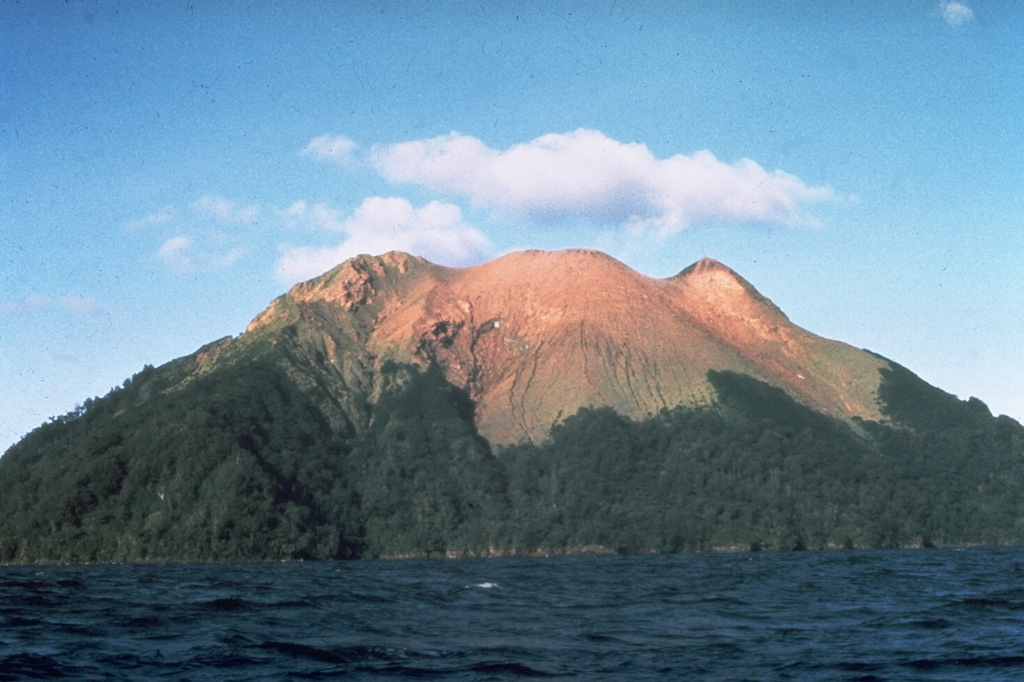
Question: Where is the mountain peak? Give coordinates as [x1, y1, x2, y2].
[477, 248, 634, 280]
[668, 255, 783, 318]
[680, 255, 731, 273]
[672, 255, 753, 287]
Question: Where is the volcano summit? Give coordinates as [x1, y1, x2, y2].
[245, 249, 886, 444]
[2, 250, 1022, 562]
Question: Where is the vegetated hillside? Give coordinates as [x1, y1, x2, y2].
[1, 250, 1022, 563]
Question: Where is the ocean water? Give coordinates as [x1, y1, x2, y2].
[3, 548, 1024, 681]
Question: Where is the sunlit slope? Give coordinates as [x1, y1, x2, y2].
[236, 249, 887, 444]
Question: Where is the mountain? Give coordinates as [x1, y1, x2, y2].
[244, 249, 886, 444]
[2, 250, 1023, 563]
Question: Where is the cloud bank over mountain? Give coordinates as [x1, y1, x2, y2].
[275, 197, 490, 282]
[367, 129, 837, 232]
[125, 129, 838, 282]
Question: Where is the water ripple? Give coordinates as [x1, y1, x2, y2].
[4, 548, 1024, 680]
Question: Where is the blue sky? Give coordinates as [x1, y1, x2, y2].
[2, 1, 1022, 453]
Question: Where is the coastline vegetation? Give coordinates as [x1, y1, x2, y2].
[2, 353, 1023, 564]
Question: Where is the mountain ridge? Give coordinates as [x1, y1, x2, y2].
[235, 248, 886, 444]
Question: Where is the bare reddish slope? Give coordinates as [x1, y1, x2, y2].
[246, 249, 888, 444]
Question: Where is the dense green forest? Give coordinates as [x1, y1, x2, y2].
[2, 351, 1023, 563]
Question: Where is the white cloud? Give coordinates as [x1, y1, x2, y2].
[1, 294, 105, 316]
[157, 236, 196, 272]
[275, 197, 490, 283]
[124, 206, 176, 231]
[62, 296, 105, 315]
[368, 129, 837, 233]
[191, 195, 260, 223]
[940, 2, 974, 25]
[276, 200, 347, 232]
[157, 235, 244, 273]
[277, 200, 310, 227]
[158, 235, 194, 256]
[302, 135, 358, 164]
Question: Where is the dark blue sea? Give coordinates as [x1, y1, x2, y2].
[3, 548, 1024, 681]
